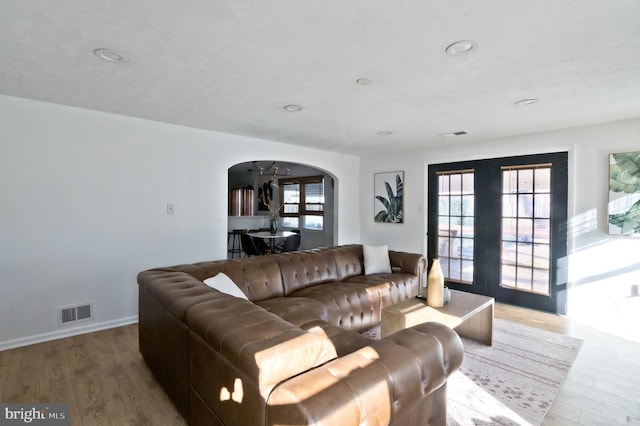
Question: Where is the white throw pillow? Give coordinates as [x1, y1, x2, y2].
[363, 244, 392, 275]
[203, 273, 248, 300]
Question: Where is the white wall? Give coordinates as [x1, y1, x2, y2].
[360, 118, 640, 341]
[0, 94, 360, 349]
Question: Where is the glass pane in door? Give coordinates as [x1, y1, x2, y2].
[437, 170, 474, 284]
[500, 165, 551, 295]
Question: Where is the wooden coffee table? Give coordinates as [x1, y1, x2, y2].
[381, 289, 494, 345]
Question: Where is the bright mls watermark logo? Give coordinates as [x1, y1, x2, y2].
[0, 404, 68, 425]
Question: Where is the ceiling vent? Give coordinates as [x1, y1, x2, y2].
[439, 131, 468, 138]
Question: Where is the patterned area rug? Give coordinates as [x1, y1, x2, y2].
[447, 318, 583, 426]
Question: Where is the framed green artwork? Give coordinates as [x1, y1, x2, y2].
[608, 151, 640, 236]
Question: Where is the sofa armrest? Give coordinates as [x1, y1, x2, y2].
[266, 322, 463, 426]
[186, 298, 338, 399]
[389, 250, 426, 280]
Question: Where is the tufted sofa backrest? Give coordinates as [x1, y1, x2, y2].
[274, 249, 341, 295]
[157, 245, 370, 303]
[195, 256, 285, 302]
[325, 244, 364, 280]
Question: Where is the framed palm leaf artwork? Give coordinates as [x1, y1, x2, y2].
[374, 171, 404, 223]
[608, 151, 640, 236]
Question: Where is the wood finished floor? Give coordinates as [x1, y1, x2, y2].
[0, 304, 638, 425]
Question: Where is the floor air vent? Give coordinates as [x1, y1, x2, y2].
[58, 303, 93, 326]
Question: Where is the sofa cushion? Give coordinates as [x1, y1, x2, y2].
[186, 298, 338, 399]
[300, 319, 372, 357]
[256, 297, 329, 326]
[327, 244, 364, 280]
[203, 273, 248, 300]
[291, 281, 392, 333]
[138, 270, 222, 321]
[274, 251, 340, 295]
[232, 256, 286, 301]
[363, 244, 392, 274]
[344, 273, 419, 307]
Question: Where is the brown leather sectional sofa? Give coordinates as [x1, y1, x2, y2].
[137, 244, 463, 425]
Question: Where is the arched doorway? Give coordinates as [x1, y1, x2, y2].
[227, 160, 336, 257]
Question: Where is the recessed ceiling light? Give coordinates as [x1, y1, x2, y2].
[445, 40, 478, 56]
[356, 77, 374, 85]
[515, 98, 540, 106]
[93, 48, 129, 63]
[283, 104, 303, 112]
[377, 130, 392, 136]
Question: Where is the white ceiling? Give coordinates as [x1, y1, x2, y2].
[2, 1, 640, 155]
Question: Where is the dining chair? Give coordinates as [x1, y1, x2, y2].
[240, 233, 267, 256]
[273, 233, 301, 253]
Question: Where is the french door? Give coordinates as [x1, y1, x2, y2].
[427, 152, 568, 314]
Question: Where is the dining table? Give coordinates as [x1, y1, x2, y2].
[247, 231, 296, 254]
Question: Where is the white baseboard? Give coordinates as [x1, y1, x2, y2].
[0, 316, 139, 351]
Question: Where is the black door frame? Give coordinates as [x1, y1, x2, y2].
[427, 152, 568, 314]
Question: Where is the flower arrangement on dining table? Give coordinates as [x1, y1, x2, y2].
[258, 180, 284, 234]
